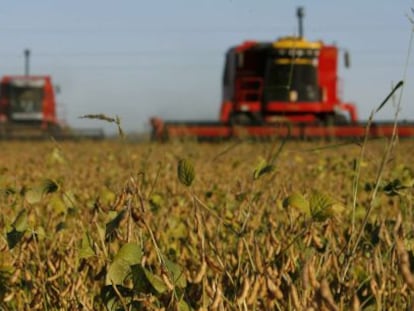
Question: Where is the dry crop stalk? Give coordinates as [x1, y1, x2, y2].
[246, 275, 262, 306]
[370, 278, 383, 310]
[312, 230, 324, 250]
[351, 294, 361, 311]
[266, 275, 283, 300]
[290, 283, 303, 310]
[161, 270, 175, 291]
[254, 245, 264, 274]
[396, 238, 414, 290]
[303, 259, 310, 290]
[319, 278, 339, 311]
[205, 255, 224, 274]
[236, 276, 250, 305]
[237, 238, 244, 262]
[210, 282, 223, 310]
[189, 259, 207, 284]
[307, 259, 320, 289]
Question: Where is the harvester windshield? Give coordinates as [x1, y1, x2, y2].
[264, 37, 321, 103]
[264, 61, 319, 102]
[8, 81, 44, 121]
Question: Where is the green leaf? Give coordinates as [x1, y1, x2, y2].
[383, 179, 406, 196]
[100, 285, 133, 311]
[7, 210, 28, 249]
[253, 158, 274, 180]
[106, 258, 131, 285]
[105, 209, 126, 241]
[309, 191, 343, 222]
[149, 193, 164, 210]
[143, 268, 168, 294]
[0, 187, 16, 196]
[132, 265, 169, 294]
[25, 187, 43, 204]
[178, 298, 193, 311]
[49, 194, 67, 214]
[79, 232, 95, 259]
[47, 147, 66, 165]
[177, 159, 195, 187]
[41, 179, 59, 194]
[165, 258, 187, 288]
[99, 187, 116, 206]
[63, 191, 77, 209]
[96, 223, 105, 245]
[166, 219, 187, 240]
[283, 193, 310, 216]
[12, 209, 28, 232]
[7, 229, 25, 250]
[34, 226, 46, 241]
[55, 222, 67, 232]
[131, 265, 152, 294]
[106, 243, 142, 285]
[113, 243, 142, 265]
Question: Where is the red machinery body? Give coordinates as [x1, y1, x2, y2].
[150, 37, 369, 141]
[0, 75, 58, 128]
[150, 8, 414, 141]
[219, 37, 358, 126]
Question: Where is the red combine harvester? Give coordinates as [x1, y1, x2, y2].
[151, 7, 414, 141]
[0, 51, 104, 140]
[0, 75, 58, 128]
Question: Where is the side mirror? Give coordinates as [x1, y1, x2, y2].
[344, 50, 351, 68]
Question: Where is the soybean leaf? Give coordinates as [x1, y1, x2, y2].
[79, 232, 95, 259]
[48, 147, 66, 165]
[178, 299, 193, 311]
[165, 258, 187, 289]
[106, 243, 142, 285]
[7, 210, 28, 249]
[25, 187, 43, 204]
[283, 192, 310, 216]
[253, 158, 274, 180]
[12, 209, 28, 232]
[114, 243, 142, 265]
[105, 209, 126, 241]
[41, 178, 59, 194]
[143, 268, 168, 294]
[106, 259, 130, 285]
[177, 159, 195, 187]
[49, 194, 67, 214]
[310, 191, 344, 222]
[7, 230, 25, 250]
[131, 265, 152, 294]
[383, 179, 406, 196]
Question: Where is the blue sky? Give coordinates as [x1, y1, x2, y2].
[0, 1, 413, 134]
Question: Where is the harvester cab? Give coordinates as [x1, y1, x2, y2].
[220, 7, 358, 126]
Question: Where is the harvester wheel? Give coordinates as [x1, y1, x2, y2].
[323, 114, 348, 126]
[230, 113, 251, 125]
[230, 113, 262, 125]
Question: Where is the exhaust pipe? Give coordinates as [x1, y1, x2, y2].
[296, 7, 304, 38]
[24, 49, 30, 76]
